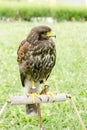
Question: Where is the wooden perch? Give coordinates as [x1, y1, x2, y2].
[0, 93, 66, 117]
[0, 93, 86, 130]
[10, 93, 67, 105]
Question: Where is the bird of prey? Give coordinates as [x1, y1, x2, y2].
[17, 25, 56, 126]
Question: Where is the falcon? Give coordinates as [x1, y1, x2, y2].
[17, 25, 56, 120]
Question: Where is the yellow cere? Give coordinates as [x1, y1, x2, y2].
[46, 31, 53, 37]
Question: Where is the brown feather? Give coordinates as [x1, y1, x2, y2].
[17, 26, 56, 85]
[17, 25, 56, 115]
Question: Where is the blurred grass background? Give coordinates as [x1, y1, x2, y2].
[0, 0, 87, 130]
[0, 0, 87, 21]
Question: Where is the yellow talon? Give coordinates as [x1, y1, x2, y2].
[46, 91, 56, 101]
[43, 79, 46, 85]
[27, 93, 40, 103]
[32, 81, 35, 88]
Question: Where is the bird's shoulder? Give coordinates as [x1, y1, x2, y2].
[17, 39, 29, 63]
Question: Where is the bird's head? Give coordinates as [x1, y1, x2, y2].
[27, 26, 56, 43]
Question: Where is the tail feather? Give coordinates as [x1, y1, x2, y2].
[26, 104, 37, 115]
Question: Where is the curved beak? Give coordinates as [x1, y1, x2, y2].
[46, 31, 56, 38]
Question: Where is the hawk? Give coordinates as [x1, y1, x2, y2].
[17, 25, 56, 116]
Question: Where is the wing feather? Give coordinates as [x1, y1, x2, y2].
[17, 39, 29, 63]
[17, 39, 29, 86]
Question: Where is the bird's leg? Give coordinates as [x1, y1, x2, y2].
[40, 79, 49, 94]
[43, 79, 46, 85]
[32, 81, 35, 89]
[40, 84, 49, 94]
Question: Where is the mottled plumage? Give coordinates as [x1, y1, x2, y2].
[17, 25, 56, 115]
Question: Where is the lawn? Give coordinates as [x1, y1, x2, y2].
[0, 21, 87, 130]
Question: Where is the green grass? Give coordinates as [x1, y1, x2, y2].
[0, 21, 87, 130]
[0, 1, 87, 21]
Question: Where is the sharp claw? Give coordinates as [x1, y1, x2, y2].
[46, 92, 56, 101]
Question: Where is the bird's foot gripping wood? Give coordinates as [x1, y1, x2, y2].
[40, 85, 56, 102]
[27, 92, 41, 103]
[45, 91, 56, 102]
[27, 81, 42, 103]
